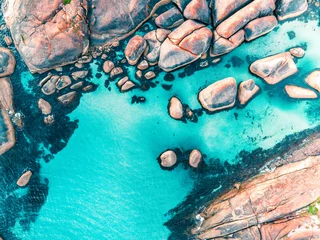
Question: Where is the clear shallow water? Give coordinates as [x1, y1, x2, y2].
[9, 19, 320, 239]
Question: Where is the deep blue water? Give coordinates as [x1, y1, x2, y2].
[0, 10, 319, 240]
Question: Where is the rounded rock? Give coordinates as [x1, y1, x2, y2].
[189, 149, 202, 168]
[17, 170, 32, 187]
[160, 150, 177, 168]
[169, 97, 183, 120]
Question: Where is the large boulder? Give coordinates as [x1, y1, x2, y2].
[168, 97, 183, 120]
[158, 20, 212, 72]
[89, 0, 169, 45]
[250, 52, 297, 85]
[159, 150, 177, 168]
[198, 77, 237, 112]
[155, 7, 184, 29]
[244, 16, 278, 41]
[285, 85, 317, 99]
[183, 0, 211, 24]
[238, 79, 260, 105]
[210, 30, 244, 57]
[276, 0, 308, 21]
[2, 0, 90, 73]
[305, 70, 320, 92]
[124, 35, 147, 65]
[216, 0, 276, 39]
[0, 47, 16, 77]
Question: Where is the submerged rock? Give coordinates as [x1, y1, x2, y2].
[276, 0, 308, 21]
[250, 52, 297, 85]
[189, 149, 202, 168]
[285, 85, 317, 99]
[70, 81, 84, 90]
[56, 76, 72, 90]
[238, 79, 260, 105]
[244, 16, 278, 41]
[44, 115, 55, 125]
[198, 77, 237, 112]
[183, 0, 211, 24]
[38, 98, 52, 115]
[0, 47, 16, 77]
[41, 76, 60, 95]
[155, 7, 184, 29]
[306, 70, 320, 92]
[58, 92, 77, 105]
[17, 170, 32, 187]
[169, 97, 183, 120]
[103, 60, 115, 73]
[290, 47, 305, 58]
[160, 150, 177, 168]
[125, 35, 147, 65]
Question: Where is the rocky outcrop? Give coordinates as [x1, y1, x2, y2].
[103, 60, 115, 74]
[183, 0, 211, 24]
[285, 85, 317, 99]
[238, 79, 260, 105]
[16, 170, 33, 187]
[38, 99, 52, 115]
[276, 0, 308, 21]
[244, 16, 278, 41]
[192, 156, 320, 239]
[160, 150, 177, 168]
[0, 47, 16, 77]
[290, 47, 305, 58]
[306, 70, 320, 92]
[57, 91, 77, 105]
[158, 20, 212, 72]
[250, 52, 298, 85]
[198, 77, 237, 112]
[124, 35, 147, 65]
[168, 97, 183, 120]
[56, 76, 72, 90]
[155, 7, 184, 29]
[2, 0, 90, 73]
[189, 149, 202, 168]
[210, 30, 244, 57]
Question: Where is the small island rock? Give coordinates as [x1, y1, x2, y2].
[160, 150, 177, 168]
[38, 98, 52, 115]
[285, 85, 317, 99]
[238, 79, 260, 105]
[103, 60, 115, 73]
[169, 97, 183, 120]
[290, 47, 305, 58]
[189, 149, 202, 168]
[17, 170, 32, 187]
[306, 70, 320, 92]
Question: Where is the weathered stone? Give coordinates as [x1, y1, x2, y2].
[168, 20, 205, 45]
[216, 0, 276, 39]
[17, 170, 32, 187]
[117, 76, 129, 87]
[144, 71, 156, 80]
[137, 60, 149, 70]
[160, 150, 177, 168]
[120, 80, 135, 92]
[198, 77, 237, 112]
[38, 98, 51, 115]
[110, 67, 123, 78]
[3, 36, 12, 46]
[3, 0, 90, 73]
[55, 67, 63, 72]
[276, 0, 308, 21]
[155, 7, 184, 29]
[44, 115, 55, 125]
[71, 70, 88, 80]
[0, 47, 16, 77]
[144, 29, 171, 65]
[57, 92, 77, 105]
[83, 85, 93, 92]
[125, 35, 147, 65]
[189, 149, 202, 168]
[306, 70, 320, 92]
[238, 79, 260, 105]
[168, 97, 183, 120]
[41, 75, 59, 95]
[56, 76, 72, 90]
[172, 0, 191, 11]
[70, 81, 84, 90]
[290, 47, 305, 58]
[210, 30, 244, 57]
[211, 0, 252, 26]
[250, 52, 297, 85]
[244, 16, 278, 41]
[103, 60, 115, 73]
[136, 70, 143, 79]
[285, 85, 317, 99]
[78, 55, 92, 64]
[184, 0, 211, 24]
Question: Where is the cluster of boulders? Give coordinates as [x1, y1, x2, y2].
[159, 149, 203, 169]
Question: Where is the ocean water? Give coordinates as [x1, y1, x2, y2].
[3, 16, 320, 240]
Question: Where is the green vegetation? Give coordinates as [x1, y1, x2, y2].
[308, 205, 318, 215]
[63, 0, 71, 5]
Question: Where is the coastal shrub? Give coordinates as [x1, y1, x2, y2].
[308, 205, 318, 215]
[64, 0, 71, 5]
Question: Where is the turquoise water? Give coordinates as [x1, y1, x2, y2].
[9, 19, 320, 239]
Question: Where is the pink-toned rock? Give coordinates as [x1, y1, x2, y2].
[120, 81, 135, 92]
[0, 47, 16, 77]
[110, 67, 123, 78]
[3, 36, 13, 46]
[244, 16, 278, 41]
[38, 98, 52, 115]
[70, 81, 84, 90]
[289, 47, 305, 58]
[183, 0, 210, 24]
[71, 70, 88, 80]
[210, 30, 244, 57]
[172, 0, 192, 11]
[56, 76, 72, 90]
[198, 77, 237, 112]
[285, 85, 317, 99]
[238, 79, 260, 105]
[276, 0, 308, 21]
[44, 115, 55, 125]
[306, 70, 320, 92]
[144, 29, 171, 65]
[169, 97, 183, 120]
[103, 60, 115, 73]
[189, 149, 202, 168]
[250, 52, 297, 85]
[41, 75, 60, 95]
[17, 170, 32, 187]
[160, 150, 177, 168]
[216, 0, 276, 39]
[211, 0, 252, 26]
[144, 71, 156, 80]
[58, 92, 77, 105]
[155, 7, 184, 29]
[125, 35, 147, 65]
[168, 20, 205, 45]
[179, 27, 212, 55]
[137, 60, 149, 70]
[117, 76, 129, 87]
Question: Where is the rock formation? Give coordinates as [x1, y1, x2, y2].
[155, 7, 184, 29]
[168, 97, 183, 120]
[306, 70, 320, 92]
[238, 79, 260, 105]
[124, 35, 147, 65]
[290, 47, 305, 58]
[160, 150, 177, 168]
[276, 0, 308, 20]
[285, 85, 318, 99]
[16, 170, 33, 187]
[189, 149, 202, 168]
[0, 47, 16, 77]
[198, 77, 237, 112]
